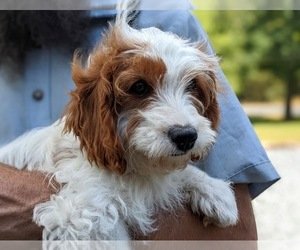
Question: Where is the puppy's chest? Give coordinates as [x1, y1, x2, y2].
[118, 174, 185, 210]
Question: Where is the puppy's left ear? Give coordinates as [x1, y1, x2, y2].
[201, 70, 220, 131]
[196, 44, 220, 130]
[63, 53, 126, 175]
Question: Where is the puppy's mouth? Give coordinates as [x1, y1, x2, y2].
[170, 152, 186, 157]
[170, 152, 201, 162]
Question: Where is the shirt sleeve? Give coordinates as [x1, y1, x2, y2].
[136, 9, 280, 199]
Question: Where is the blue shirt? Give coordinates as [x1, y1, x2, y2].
[0, 6, 280, 198]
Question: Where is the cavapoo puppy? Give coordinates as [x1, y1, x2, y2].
[0, 2, 238, 240]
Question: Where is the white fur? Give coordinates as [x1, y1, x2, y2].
[0, 122, 238, 240]
[0, 1, 238, 241]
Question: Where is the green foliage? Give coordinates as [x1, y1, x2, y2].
[249, 117, 300, 145]
[193, 10, 300, 102]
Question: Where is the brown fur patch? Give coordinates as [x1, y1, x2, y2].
[191, 71, 220, 131]
[113, 55, 167, 112]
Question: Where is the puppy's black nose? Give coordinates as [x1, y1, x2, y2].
[168, 125, 198, 152]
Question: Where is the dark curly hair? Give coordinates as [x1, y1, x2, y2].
[0, 11, 91, 67]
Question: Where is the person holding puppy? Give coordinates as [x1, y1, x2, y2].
[0, 0, 279, 241]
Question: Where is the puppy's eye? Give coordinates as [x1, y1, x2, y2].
[186, 79, 197, 92]
[130, 81, 151, 96]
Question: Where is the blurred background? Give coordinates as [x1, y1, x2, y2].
[193, 9, 300, 241]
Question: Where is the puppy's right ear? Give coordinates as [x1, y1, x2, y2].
[63, 52, 127, 175]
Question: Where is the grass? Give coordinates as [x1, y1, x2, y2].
[249, 117, 300, 147]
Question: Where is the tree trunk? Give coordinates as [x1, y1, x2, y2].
[285, 78, 293, 121]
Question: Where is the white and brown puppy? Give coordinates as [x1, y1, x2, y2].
[0, 6, 238, 240]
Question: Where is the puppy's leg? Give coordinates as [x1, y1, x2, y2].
[180, 165, 238, 227]
[34, 192, 130, 241]
[0, 123, 60, 172]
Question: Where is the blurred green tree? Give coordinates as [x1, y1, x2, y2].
[193, 10, 300, 120]
[246, 11, 300, 120]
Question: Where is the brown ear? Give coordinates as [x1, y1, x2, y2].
[63, 54, 126, 175]
[198, 71, 220, 131]
[195, 43, 221, 131]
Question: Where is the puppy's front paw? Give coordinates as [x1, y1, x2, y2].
[191, 179, 238, 227]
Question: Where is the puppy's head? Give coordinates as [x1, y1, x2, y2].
[64, 12, 220, 175]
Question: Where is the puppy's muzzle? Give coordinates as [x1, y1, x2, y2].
[168, 125, 198, 152]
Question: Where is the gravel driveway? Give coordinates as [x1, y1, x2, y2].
[253, 146, 300, 240]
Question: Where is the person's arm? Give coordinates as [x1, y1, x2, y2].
[0, 162, 257, 241]
[0, 163, 57, 240]
[133, 184, 257, 240]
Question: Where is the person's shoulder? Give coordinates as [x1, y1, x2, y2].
[139, 0, 193, 10]
[136, 1, 205, 42]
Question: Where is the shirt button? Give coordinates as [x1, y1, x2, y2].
[32, 89, 44, 101]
